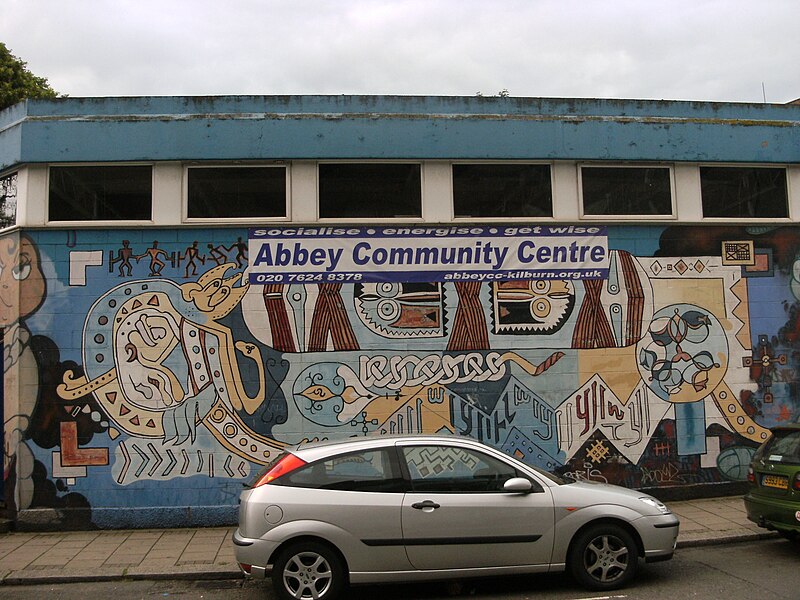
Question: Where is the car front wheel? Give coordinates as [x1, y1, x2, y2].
[568, 523, 638, 591]
[272, 541, 346, 600]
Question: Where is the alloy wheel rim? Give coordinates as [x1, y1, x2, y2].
[583, 533, 629, 583]
[283, 551, 333, 599]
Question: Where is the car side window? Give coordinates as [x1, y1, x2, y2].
[401, 445, 528, 493]
[276, 449, 405, 492]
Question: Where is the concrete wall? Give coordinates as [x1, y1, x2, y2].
[4, 223, 798, 529]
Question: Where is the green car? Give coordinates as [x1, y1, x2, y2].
[744, 424, 800, 541]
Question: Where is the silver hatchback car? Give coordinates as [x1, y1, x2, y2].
[233, 435, 678, 600]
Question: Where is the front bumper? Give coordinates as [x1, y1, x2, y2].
[641, 515, 680, 562]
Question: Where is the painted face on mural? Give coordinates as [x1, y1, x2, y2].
[492, 279, 574, 334]
[0, 235, 45, 326]
[354, 282, 445, 337]
[181, 263, 249, 318]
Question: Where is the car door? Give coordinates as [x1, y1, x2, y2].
[398, 442, 555, 570]
[273, 446, 411, 573]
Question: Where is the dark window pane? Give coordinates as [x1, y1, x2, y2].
[187, 166, 286, 218]
[701, 167, 788, 218]
[276, 449, 404, 492]
[49, 166, 152, 221]
[757, 430, 800, 464]
[581, 166, 672, 216]
[319, 163, 421, 218]
[453, 164, 552, 218]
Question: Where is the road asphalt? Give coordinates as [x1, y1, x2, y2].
[0, 495, 777, 585]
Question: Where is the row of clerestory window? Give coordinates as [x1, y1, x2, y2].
[43, 162, 790, 223]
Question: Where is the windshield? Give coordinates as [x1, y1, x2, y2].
[527, 463, 568, 485]
[755, 429, 800, 465]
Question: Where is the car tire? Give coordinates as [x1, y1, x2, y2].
[272, 541, 346, 600]
[568, 523, 639, 591]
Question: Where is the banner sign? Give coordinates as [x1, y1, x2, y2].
[248, 225, 609, 284]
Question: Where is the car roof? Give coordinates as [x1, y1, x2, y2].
[288, 433, 492, 462]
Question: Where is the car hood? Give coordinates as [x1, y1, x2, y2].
[550, 480, 668, 514]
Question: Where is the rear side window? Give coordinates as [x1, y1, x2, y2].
[756, 430, 800, 465]
[274, 449, 405, 492]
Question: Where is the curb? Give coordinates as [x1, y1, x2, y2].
[676, 529, 779, 548]
[1, 573, 244, 586]
[1, 567, 244, 586]
[0, 531, 781, 586]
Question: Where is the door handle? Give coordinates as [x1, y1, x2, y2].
[411, 500, 440, 510]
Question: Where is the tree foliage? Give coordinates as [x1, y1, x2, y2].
[1, 42, 59, 111]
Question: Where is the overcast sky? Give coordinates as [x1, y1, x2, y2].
[3, 0, 799, 104]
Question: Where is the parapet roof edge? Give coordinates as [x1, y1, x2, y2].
[2, 95, 798, 171]
[5, 94, 800, 122]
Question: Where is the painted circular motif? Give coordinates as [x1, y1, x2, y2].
[637, 303, 728, 403]
[716, 446, 756, 481]
[292, 363, 347, 427]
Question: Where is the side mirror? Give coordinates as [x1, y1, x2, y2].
[504, 477, 533, 493]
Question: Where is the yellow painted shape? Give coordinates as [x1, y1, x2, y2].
[711, 383, 771, 444]
[731, 279, 752, 350]
[578, 346, 640, 405]
[651, 278, 726, 316]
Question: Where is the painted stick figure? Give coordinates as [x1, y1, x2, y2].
[182, 241, 205, 278]
[136, 241, 169, 276]
[110, 240, 135, 277]
[225, 237, 248, 268]
[206, 243, 227, 266]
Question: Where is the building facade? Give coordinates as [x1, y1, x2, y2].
[1, 95, 799, 529]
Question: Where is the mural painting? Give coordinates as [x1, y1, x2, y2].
[3, 225, 800, 528]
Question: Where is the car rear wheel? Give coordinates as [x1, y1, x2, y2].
[568, 523, 638, 591]
[272, 541, 346, 600]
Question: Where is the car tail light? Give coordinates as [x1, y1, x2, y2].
[252, 454, 306, 488]
[794, 473, 800, 491]
[747, 467, 755, 484]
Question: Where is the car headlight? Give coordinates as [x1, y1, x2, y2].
[638, 496, 670, 514]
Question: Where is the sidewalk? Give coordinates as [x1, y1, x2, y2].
[0, 496, 777, 585]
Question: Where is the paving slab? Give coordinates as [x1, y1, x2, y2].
[0, 496, 778, 585]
